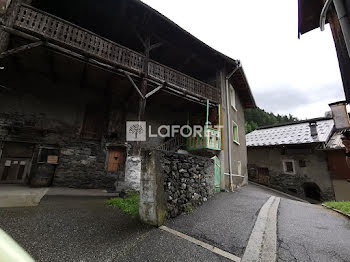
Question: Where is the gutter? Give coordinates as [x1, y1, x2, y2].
[320, 0, 350, 58]
[225, 61, 241, 191]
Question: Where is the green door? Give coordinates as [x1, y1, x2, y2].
[212, 156, 221, 192]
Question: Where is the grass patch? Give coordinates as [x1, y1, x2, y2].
[107, 193, 140, 217]
[184, 203, 194, 214]
[324, 201, 350, 215]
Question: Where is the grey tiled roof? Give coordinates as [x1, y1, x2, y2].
[326, 131, 345, 149]
[246, 119, 334, 147]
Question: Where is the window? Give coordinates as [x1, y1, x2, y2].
[299, 160, 306, 167]
[283, 160, 295, 174]
[37, 147, 59, 164]
[229, 84, 237, 110]
[232, 121, 239, 144]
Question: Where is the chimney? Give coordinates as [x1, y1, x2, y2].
[309, 121, 318, 137]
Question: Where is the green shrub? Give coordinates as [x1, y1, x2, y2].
[107, 193, 140, 217]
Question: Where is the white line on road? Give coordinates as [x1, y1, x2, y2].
[241, 196, 281, 262]
[159, 226, 241, 262]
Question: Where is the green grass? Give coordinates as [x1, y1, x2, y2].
[324, 201, 350, 215]
[184, 203, 194, 214]
[107, 193, 140, 217]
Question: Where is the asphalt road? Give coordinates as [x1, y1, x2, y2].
[166, 185, 272, 257]
[0, 196, 229, 262]
[277, 198, 350, 262]
[0, 185, 349, 262]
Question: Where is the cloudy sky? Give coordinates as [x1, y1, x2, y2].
[141, 0, 345, 119]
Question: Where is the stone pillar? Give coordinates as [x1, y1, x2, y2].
[139, 150, 166, 226]
[123, 156, 142, 191]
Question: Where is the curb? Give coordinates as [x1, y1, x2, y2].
[249, 181, 308, 203]
[321, 204, 350, 219]
[241, 196, 280, 262]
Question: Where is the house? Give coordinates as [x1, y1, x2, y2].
[324, 131, 350, 201]
[298, 0, 350, 102]
[0, 0, 256, 193]
[246, 117, 349, 202]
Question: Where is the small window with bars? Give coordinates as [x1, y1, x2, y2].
[38, 148, 59, 164]
[283, 160, 295, 174]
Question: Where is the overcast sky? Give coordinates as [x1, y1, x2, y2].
[141, 0, 345, 119]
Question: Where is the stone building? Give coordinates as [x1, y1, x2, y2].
[0, 0, 256, 192]
[247, 118, 337, 202]
[324, 131, 350, 201]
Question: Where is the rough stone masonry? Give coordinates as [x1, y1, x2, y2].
[139, 150, 215, 226]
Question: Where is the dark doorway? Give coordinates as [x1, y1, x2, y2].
[0, 142, 34, 184]
[303, 182, 321, 201]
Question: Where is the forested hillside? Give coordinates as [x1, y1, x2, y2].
[245, 108, 298, 133]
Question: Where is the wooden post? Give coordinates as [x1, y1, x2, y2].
[132, 37, 150, 155]
[0, 0, 33, 53]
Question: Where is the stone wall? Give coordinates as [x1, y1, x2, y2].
[140, 150, 215, 226]
[160, 151, 215, 218]
[53, 143, 119, 190]
[247, 146, 335, 201]
[0, 72, 123, 190]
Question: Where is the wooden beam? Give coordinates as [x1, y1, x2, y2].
[123, 71, 145, 99]
[0, 84, 11, 92]
[0, 41, 43, 59]
[145, 83, 165, 99]
[148, 42, 163, 52]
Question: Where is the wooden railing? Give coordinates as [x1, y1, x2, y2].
[13, 4, 221, 103]
[155, 135, 186, 152]
[187, 128, 221, 151]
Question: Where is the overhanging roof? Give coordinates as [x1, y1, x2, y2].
[32, 0, 256, 108]
[298, 0, 324, 36]
[137, 0, 256, 108]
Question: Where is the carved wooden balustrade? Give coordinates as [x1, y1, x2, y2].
[12, 4, 221, 103]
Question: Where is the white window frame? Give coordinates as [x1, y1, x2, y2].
[232, 121, 240, 145]
[229, 84, 237, 111]
[282, 159, 296, 175]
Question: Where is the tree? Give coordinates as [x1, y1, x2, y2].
[244, 108, 298, 134]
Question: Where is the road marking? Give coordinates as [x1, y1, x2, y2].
[241, 196, 281, 262]
[261, 197, 280, 261]
[159, 226, 241, 262]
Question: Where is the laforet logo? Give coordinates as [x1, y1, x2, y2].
[126, 121, 146, 141]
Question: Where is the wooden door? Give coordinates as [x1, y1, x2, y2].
[0, 158, 31, 184]
[258, 168, 270, 185]
[0, 142, 33, 184]
[107, 148, 125, 172]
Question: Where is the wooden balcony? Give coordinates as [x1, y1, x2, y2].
[11, 4, 221, 103]
[187, 128, 221, 151]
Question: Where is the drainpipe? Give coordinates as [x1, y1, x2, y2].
[320, 0, 350, 58]
[225, 61, 241, 191]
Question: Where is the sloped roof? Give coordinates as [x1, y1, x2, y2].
[298, 0, 324, 36]
[326, 131, 345, 150]
[246, 118, 334, 147]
